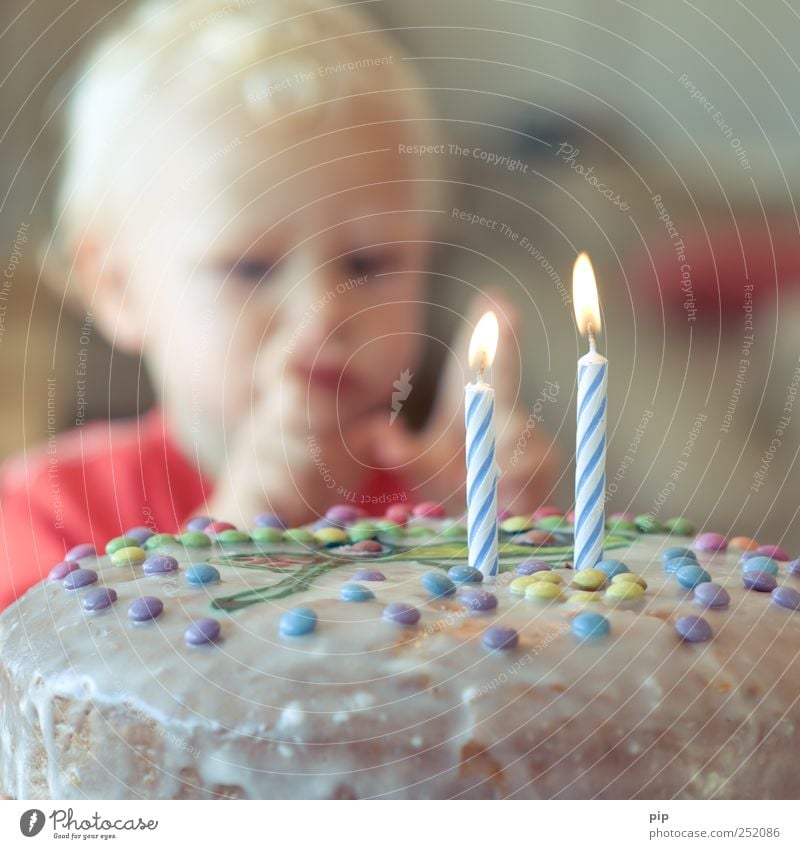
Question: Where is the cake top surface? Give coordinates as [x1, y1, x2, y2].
[3, 506, 800, 798]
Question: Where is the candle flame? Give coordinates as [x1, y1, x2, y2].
[572, 252, 602, 336]
[468, 311, 499, 374]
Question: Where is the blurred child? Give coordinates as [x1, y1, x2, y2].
[0, 0, 556, 608]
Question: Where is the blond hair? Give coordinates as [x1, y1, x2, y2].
[50, 0, 442, 270]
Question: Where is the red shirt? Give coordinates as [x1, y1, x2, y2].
[0, 410, 408, 610]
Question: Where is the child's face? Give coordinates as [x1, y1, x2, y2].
[111, 97, 433, 470]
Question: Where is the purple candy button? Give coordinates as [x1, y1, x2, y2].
[254, 513, 287, 529]
[325, 504, 359, 526]
[65, 543, 96, 560]
[462, 590, 498, 612]
[743, 571, 778, 592]
[81, 587, 118, 611]
[185, 618, 221, 645]
[352, 569, 386, 582]
[143, 555, 179, 575]
[771, 586, 800, 611]
[788, 559, 800, 576]
[383, 602, 421, 625]
[49, 560, 80, 581]
[125, 526, 155, 545]
[675, 615, 713, 643]
[515, 560, 551, 576]
[693, 582, 730, 609]
[694, 532, 728, 553]
[185, 516, 213, 531]
[128, 596, 164, 621]
[63, 569, 98, 590]
[755, 544, 790, 562]
[482, 625, 519, 651]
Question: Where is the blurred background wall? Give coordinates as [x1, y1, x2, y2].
[2, 0, 799, 543]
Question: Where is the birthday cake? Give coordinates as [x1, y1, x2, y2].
[2, 504, 800, 800]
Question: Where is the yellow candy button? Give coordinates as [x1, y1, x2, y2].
[567, 590, 603, 604]
[605, 581, 645, 601]
[510, 576, 536, 595]
[525, 581, 562, 601]
[314, 528, 348, 545]
[572, 568, 607, 590]
[111, 546, 146, 566]
[611, 572, 647, 589]
[530, 571, 563, 585]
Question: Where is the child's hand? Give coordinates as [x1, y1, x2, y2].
[371, 292, 559, 516]
[206, 369, 376, 527]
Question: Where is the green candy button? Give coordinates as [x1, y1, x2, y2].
[179, 531, 212, 548]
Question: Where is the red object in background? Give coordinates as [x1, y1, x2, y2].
[638, 216, 800, 320]
[0, 410, 409, 611]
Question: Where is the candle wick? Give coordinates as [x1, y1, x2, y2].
[587, 323, 597, 353]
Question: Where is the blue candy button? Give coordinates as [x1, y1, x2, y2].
[279, 607, 318, 637]
[185, 564, 221, 585]
[421, 571, 456, 597]
[595, 559, 630, 579]
[571, 612, 610, 640]
[676, 564, 712, 589]
[742, 556, 779, 576]
[340, 582, 375, 602]
[447, 565, 483, 584]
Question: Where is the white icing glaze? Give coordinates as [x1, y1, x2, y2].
[1, 534, 800, 799]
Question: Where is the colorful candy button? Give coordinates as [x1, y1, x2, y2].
[351, 569, 385, 581]
[125, 526, 154, 545]
[743, 571, 778, 592]
[128, 596, 164, 621]
[482, 626, 519, 650]
[571, 612, 610, 639]
[664, 556, 699, 574]
[448, 565, 483, 584]
[605, 581, 645, 601]
[665, 517, 696, 536]
[251, 527, 284, 544]
[572, 568, 606, 590]
[661, 547, 696, 563]
[340, 583, 375, 602]
[105, 536, 139, 555]
[374, 520, 403, 536]
[606, 519, 639, 534]
[254, 513, 288, 530]
[279, 607, 318, 636]
[326, 504, 360, 526]
[595, 559, 630, 579]
[185, 564, 221, 585]
[742, 556, 779, 576]
[81, 588, 118, 611]
[205, 521, 236, 536]
[143, 555, 179, 575]
[441, 522, 467, 537]
[383, 602, 421, 625]
[611, 573, 647, 589]
[635, 515, 665, 533]
[111, 546, 147, 566]
[284, 529, 316, 545]
[676, 564, 712, 589]
[694, 532, 727, 553]
[412, 502, 445, 519]
[349, 540, 383, 554]
[348, 525, 379, 543]
[529, 571, 563, 584]
[771, 586, 800, 611]
[568, 591, 603, 604]
[185, 618, 221, 645]
[515, 560, 551, 576]
[65, 543, 96, 560]
[729, 536, 759, 552]
[315, 528, 349, 546]
[461, 590, 498, 612]
[500, 516, 533, 533]
[788, 559, 800, 576]
[525, 582, 562, 601]
[63, 569, 98, 590]
[216, 530, 251, 544]
[185, 516, 213, 531]
[49, 560, 80, 581]
[178, 531, 212, 548]
[754, 545, 790, 561]
[693, 582, 730, 609]
[144, 534, 178, 549]
[675, 615, 713, 643]
[385, 504, 412, 524]
[421, 571, 456, 597]
[510, 576, 535, 595]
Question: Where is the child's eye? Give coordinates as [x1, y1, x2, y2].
[229, 258, 278, 283]
[346, 251, 397, 278]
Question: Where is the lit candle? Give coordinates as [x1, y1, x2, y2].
[465, 311, 500, 579]
[572, 253, 608, 571]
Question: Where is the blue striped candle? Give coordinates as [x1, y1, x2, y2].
[465, 312, 500, 579]
[573, 253, 607, 571]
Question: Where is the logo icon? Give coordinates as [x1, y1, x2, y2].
[390, 369, 413, 425]
[20, 810, 45, 837]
